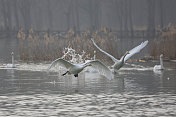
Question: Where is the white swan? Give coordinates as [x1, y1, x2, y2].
[93, 50, 96, 60]
[6, 52, 16, 68]
[153, 54, 164, 70]
[91, 38, 148, 73]
[48, 58, 113, 79]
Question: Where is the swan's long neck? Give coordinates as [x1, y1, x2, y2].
[82, 64, 88, 69]
[12, 54, 14, 65]
[94, 51, 96, 60]
[160, 56, 164, 69]
[121, 53, 128, 63]
[94, 54, 96, 60]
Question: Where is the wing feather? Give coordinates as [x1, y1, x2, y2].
[48, 58, 74, 70]
[91, 38, 119, 63]
[124, 40, 148, 62]
[85, 60, 113, 80]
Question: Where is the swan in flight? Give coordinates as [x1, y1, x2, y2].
[153, 54, 164, 70]
[47, 58, 113, 79]
[91, 38, 148, 73]
[6, 52, 16, 68]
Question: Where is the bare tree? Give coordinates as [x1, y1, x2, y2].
[147, 0, 156, 37]
[89, 0, 100, 32]
[47, 0, 53, 31]
[13, 0, 19, 30]
[1, 0, 12, 31]
[18, 0, 31, 31]
[74, 0, 80, 32]
[159, 0, 164, 28]
[128, 0, 134, 38]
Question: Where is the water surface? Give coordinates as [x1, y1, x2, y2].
[0, 61, 176, 117]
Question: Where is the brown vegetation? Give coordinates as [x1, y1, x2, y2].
[150, 24, 176, 59]
[18, 27, 118, 62]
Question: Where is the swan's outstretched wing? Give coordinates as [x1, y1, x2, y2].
[84, 60, 114, 80]
[48, 58, 74, 70]
[91, 38, 119, 63]
[123, 40, 148, 62]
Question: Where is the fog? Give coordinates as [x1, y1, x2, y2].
[0, 0, 176, 61]
[0, 0, 176, 33]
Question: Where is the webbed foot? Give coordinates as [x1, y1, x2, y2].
[62, 71, 69, 76]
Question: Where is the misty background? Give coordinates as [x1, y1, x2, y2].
[0, 0, 176, 33]
[0, 0, 176, 62]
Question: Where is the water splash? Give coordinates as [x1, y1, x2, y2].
[61, 47, 91, 64]
[61, 47, 97, 73]
[47, 47, 92, 72]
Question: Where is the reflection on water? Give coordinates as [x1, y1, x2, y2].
[0, 68, 125, 95]
[0, 62, 176, 116]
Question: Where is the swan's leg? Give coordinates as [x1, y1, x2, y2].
[62, 71, 69, 76]
[113, 69, 119, 75]
[74, 74, 78, 77]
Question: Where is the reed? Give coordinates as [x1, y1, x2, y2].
[150, 24, 176, 59]
[17, 27, 118, 62]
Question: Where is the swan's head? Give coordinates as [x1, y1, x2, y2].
[125, 51, 130, 55]
[160, 54, 163, 58]
[86, 63, 92, 67]
[11, 52, 14, 56]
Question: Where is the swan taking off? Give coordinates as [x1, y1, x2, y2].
[153, 54, 164, 70]
[47, 58, 113, 80]
[91, 38, 148, 73]
[6, 52, 16, 68]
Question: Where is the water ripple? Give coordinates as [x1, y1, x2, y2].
[0, 62, 176, 116]
[0, 93, 176, 117]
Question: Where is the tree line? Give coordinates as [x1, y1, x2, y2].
[0, 0, 174, 36]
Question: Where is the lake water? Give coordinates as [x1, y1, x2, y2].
[0, 37, 176, 116]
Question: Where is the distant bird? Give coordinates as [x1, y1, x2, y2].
[91, 38, 148, 73]
[153, 54, 164, 70]
[48, 58, 113, 79]
[93, 50, 96, 60]
[84, 50, 98, 73]
[6, 52, 16, 68]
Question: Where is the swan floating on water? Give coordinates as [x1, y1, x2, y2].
[153, 54, 164, 70]
[48, 58, 113, 80]
[91, 38, 148, 73]
[6, 52, 16, 68]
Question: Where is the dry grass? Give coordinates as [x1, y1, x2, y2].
[150, 24, 176, 59]
[18, 27, 118, 62]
